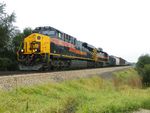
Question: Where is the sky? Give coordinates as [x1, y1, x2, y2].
[3, 0, 150, 62]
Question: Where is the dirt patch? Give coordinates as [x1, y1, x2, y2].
[133, 109, 150, 113]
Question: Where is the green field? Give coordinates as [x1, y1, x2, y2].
[0, 68, 150, 113]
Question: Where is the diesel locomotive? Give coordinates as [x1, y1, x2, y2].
[17, 26, 125, 71]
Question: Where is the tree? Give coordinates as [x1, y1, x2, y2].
[0, 2, 17, 70]
[0, 2, 16, 51]
[136, 54, 150, 86]
[23, 27, 32, 37]
[0, 2, 33, 70]
[13, 27, 32, 52]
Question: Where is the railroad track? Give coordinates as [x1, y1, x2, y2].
[0, 66, 129, 76]
[0, 66, 131, 90]
[0, 71, 33, 76]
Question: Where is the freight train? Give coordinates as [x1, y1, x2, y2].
[17, 26, 127, 70]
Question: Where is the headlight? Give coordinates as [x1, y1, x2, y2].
[21, 49, 24, 52]
[35, 49, 38, 52]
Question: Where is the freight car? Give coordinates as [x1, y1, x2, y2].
[17, 26, 109, 70]
[108, 56, 127, 66]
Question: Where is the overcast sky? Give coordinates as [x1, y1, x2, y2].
[3, 0, 150, 62]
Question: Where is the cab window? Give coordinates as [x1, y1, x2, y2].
[41, 30, 56, 37]
[49, 31, 56, 36]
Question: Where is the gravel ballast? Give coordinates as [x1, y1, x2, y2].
[0, 66, 131, 90]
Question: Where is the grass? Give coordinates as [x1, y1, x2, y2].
[113, 68, 143, 88]
[0, 68, 150, 113]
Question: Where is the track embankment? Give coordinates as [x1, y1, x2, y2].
[0, 66, 131, 90]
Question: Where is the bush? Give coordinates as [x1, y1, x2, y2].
[136, 54, 150, 86]
[142, 64, 150, 86]
[0, 57, 18, 71]
[0, 57, 12, 70]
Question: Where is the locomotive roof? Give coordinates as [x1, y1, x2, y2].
[33, 26, 108, 54]
[34, 26, 74, 37]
